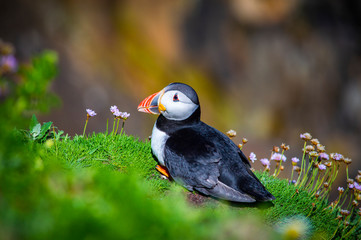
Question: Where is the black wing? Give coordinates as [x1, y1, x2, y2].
[164, 127, 256, 203]
[200, 123, 275, 202]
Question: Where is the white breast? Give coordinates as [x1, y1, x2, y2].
[151, 123, 169, 166]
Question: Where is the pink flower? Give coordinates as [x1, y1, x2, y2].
[318, 164, 326, 171]
[331, 153, 343, 161]
[86, 109, 96, 117]
[271, 153, 287, 162]
[260, 158, 270, 167]
[112, 108, 130, 120]
[0, 55, 18, 72]
[113, 109, 122, 117]
[300, 133, 312, 140]
[291, 157, 299, 163]
[110, 105, 119, 113]
[121, 112, 130, 119]
[354, 182, 361, 191]
[249, 152, 257, 163]
[319, 153, 329, 160]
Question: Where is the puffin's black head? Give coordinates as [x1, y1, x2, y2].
[138, 82, 200, 121]
[164, 83, 199, 105]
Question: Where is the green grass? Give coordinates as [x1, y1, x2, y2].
[47, 133, 170, 192]
[41, 132, 350, 239]
[2, 131, 282, 240]
[257, 172, 338, 238]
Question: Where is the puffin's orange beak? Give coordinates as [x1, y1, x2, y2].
[137, 90, 165, 114]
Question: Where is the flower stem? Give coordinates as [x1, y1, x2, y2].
[299, 156, 315, 189]
[330, 220, 343, 239]
[312, 168, 329, 195]
[290, 168, 294, 184]
[111, 118, 116, 135]
[296, 142, 307, 185]
[82, 119, 89, 138]
[120, 120, 125, 135]
[339, 188, 350, 208]
[346, 193, 353, 210]
[106, 118, 109, 135]
[273, 162, 279, 177]
[305, 168, 318, 191]
[306, 203, 316, 217]
[275, 150, 285, 177]
[342, 217, 361, 239]
[332, 194, 342, 210]
[346, 165, 349, 180]
[329, 162, 340, 190]
[115, 118, 120, 135]
[308, 171, 319, 192]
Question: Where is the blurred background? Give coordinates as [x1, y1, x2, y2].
[1, 0, 360, 179]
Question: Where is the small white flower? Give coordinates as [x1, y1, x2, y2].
[86, 109, 96, 117]
[249, 152, 257, 163]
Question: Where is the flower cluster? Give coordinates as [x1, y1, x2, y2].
[82, 106, 130, 137]
[245, 142, 289, 177]
[243, 131, 359, 238]
[109, 105, 130, 135]
[110, 105, 130, 120]
[285, 132, 358, 238]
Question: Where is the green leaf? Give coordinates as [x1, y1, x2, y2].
[29, 114, 39, 131]
[88, 147, 99, 155]
[38, 121, 53, 140]
[31, 123, 41, 139]
[55, 130, 64, 140]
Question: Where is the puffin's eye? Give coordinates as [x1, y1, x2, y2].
[173, 93, 179, 102]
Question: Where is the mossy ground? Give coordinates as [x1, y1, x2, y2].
[40, 132, 350, 239]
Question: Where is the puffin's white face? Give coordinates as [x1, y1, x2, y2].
[158, 90, 198, 121]
[138, 82, 200, 121]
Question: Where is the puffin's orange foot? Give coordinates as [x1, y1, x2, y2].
[156, 165, 170, 178]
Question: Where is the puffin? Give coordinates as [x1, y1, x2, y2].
[138, 82, 275, 202]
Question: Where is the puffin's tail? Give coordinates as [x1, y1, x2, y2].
[196, 181, 256, 203]
[241, 170, 276, 202]
[254, 189, 275, 202]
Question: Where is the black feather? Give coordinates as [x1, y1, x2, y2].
[158, 107, 274, 202]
